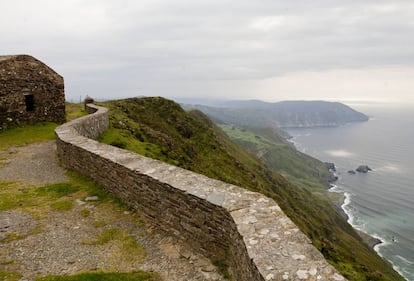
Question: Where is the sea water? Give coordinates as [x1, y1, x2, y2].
[286, 103, 414, 281]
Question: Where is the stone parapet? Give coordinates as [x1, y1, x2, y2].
[55, 103, 347, 281]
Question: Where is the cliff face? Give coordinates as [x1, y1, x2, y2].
[97, 97, 403, 281]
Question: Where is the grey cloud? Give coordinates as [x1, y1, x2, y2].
[1, 0, 414, 100]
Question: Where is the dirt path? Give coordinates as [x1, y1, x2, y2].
[0, 141, 68, 185]
[0, 141, 225, 281]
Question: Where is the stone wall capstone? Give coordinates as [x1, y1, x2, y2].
[55, 103, 347, 281]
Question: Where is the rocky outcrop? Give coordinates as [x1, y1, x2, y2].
[356, 165, 372, 173]
[325, 162, 336, 172]
[356, 230, 382, 248]
[55, 103, 347, 281]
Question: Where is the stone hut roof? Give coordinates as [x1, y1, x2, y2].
[0, 55, 15, 62]
[0, 55, 63, 96]
[0, 54, 66, 128]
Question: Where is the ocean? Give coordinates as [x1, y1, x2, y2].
[286, 103, 414, 281]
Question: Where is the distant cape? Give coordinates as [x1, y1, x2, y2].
[182, 100, 369, 128]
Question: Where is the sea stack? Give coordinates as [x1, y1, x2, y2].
[356, 165, 372, 173]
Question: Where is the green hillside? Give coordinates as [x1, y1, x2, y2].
[98, 97, 404, 281]
[219, 124, 335, 190]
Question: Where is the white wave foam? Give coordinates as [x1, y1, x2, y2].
[341, 192, 355, 223]
[370, 235, 406, 281]
[329, 183, 411, 280]
[373, 235, 412, 281]
[287, 138, 307, 153]
[341, 192, 352, 212]
[341, 192, 367, 230]
[325, 149, 354, 158]
[384, 255, 412, 281]
[373, 232, 389, 254]
[328, 183, 340, 192]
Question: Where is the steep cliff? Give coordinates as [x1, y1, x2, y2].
[98, 97, 403, 281]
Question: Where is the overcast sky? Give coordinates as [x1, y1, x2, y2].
[2, 0, 414, 103]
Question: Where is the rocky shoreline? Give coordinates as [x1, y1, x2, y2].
[328, 188, 382, 249]
[356, 230, 382, 248]
[325, 163, 382, 249]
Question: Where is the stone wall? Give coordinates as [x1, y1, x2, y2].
[55, 103, 347, 281]
[0, 55, 65, 130]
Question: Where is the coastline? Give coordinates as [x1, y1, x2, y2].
[288, 128, 411, 281]
[290, 133, 385, 250]
[327, 184, 383, 249]
[356, 229, 383, 248]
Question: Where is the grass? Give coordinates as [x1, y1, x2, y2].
[35, 271, 160, 281]
[84, 228, 125, 245]
[50, 199, 73, 211]
[1, 232, 26, 243]
[82, 228, 147, 267]
[66, 171, 112, 203]
[219, 124, 335, 190]
[92, 220, 107, 228]
[0, 181, 35, 211]
[0, 181, 77, 212]
[212, 259, 231, 280]
[219, 125, 284, 147]
[65, 102, 88, 121]
[0, 270, 22, 281]
[36, 183, 80, 198]
[0, 102, 86, 152]
[97, 97, 405, 281]
[83, 228, 145, 255]
[80, 209, 91, 218]
[0, 122, 57, 151]
[98, 98, 285, 191]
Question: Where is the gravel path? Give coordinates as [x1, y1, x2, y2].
[0, 141, 225, 281]
[0, 141, 69, 185]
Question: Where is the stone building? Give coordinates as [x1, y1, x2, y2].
[0, 54, 65, 130]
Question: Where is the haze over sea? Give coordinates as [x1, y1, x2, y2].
[286, 103, 414, 281]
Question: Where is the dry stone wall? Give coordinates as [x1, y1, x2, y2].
[55, 103, 347, 281]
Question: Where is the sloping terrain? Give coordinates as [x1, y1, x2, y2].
[98, 97, 403, 281]
[218, 124, 335, 190]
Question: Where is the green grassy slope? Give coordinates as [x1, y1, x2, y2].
[219, 124, 335, 190]
[98, 97, 404, 281]
[36, 271, 159, 281]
